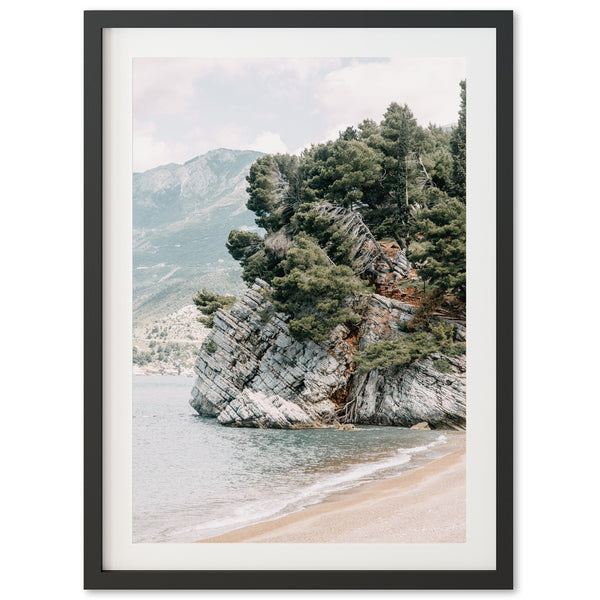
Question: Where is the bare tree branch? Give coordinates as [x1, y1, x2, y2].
[312, 202, 396, 274]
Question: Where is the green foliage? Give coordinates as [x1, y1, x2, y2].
[192, 288, 236, 327]
[238, 248, 285, 285]
[236, 82, 467, 331]
[302, 139, 381, 210]
[245, 155, 279, 230]
[354, 104, 426, 246]
[354, 320, 464, 374]
[354, 332, 438, 373]
[379, 103, 420, 236]
[450, 80, 466, 202]
[245, 154, 300, 232]
[132, 346, 154, 366]
[357, 118, 383, 146]
[339, 126, 358, 141]
[226, 230, 263, 264]
[258, 307, 275, 322]
[132, 341, 201, 368]
[409, 199, 466, 300]
[242, 84, 466, 242]
[226, 226, 286, 285]
[269, 234, 372, 342]
[291, 205, 355, 267]
[421, 125, 454, 192]
[433, 357, 452, 373]
[205, 340, 217, 354]
[429, 320, 465, 356]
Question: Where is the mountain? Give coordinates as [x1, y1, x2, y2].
[133, 148, 263, 325]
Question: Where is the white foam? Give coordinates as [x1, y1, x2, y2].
[179, 433, 452, 541]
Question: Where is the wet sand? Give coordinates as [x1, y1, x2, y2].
[199, 438, 466, 543]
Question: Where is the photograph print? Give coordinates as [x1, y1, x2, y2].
[132, 56, 467, 544]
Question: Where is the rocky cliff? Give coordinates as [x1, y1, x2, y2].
[190, 279, 466, 430]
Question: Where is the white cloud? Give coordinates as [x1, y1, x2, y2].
[133, 120, 189, 172]
[260, 57, 343, 83]
[132, 58, 466, 170]
[315, 58, 466, 128]
[133, 58, 342, 118]
[209, 124, 249, 151]
[133, 136, 175, 172]
[134, 125, 289, 172]
[250, 131, 288, 154]
[292, 122, 349, 156]
[133, 59, 203, 117]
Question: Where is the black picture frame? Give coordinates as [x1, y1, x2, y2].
[84, 10, 513, 590]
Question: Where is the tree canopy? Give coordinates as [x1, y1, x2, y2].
[219, 81, 467, 343]
[270, 234, 372, 342]
[409, 198, 466, 300]
[450, 80, 467, 202]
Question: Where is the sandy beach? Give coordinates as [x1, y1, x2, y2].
[199, 436, 466, 543]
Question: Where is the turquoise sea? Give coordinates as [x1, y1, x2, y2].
[133, 375, 461, 542]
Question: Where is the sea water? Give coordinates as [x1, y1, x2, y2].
[133, 375, 462, 543]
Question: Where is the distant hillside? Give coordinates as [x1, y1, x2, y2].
[133, 148, 263, 325]
[133, 305, 209, 376]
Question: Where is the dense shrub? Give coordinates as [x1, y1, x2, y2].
[269, 234, 372, 342]
[192, 288, 236, 327]
[432, 357, 453, 373]
[354, 320, 464, 373]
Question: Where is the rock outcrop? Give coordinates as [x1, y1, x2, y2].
[190, 280, 466, 430]
[190, 279, 353, 428]
[344, 295, 466, 430]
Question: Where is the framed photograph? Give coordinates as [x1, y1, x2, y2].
[84, 10, 513, 589]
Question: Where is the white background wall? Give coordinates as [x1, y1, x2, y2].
[1, 0, 598, 598]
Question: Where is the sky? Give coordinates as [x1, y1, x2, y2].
[133, 57, 465, 173]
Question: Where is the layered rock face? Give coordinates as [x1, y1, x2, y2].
[347, 354, 465, 428]
[190, 279, 354, 428]
[345, 295, 466, 429]
[190, 280, 466, 429]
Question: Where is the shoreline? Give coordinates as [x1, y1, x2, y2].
[133, 367, 196, 377]
[198, 436, 466, 544]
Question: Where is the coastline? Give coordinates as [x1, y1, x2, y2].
[198, 436, 466, 543]
[132, 366, 196, 376]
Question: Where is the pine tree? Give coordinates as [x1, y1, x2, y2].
[245, 154, 300, 232]
[339, 126, 358, 141]
[226, 230, 262, 265]
[291, 205, 356, 267]
[421, 124, 454, 192]
[324, 140, 380, 210]
[301, 139, 381, 211]
[245, 155, 277, 230]
[380, 103, 418, 205]
[377, 103, 421, 246]
[236, 90, 467, 341]
[270, 234, 372, 342]
[450, 80, 467, 202]
[192, 288, 237, 327]
[408, 199, 466, 300]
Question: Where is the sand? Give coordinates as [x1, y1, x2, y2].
[199, 437, 466, 544]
